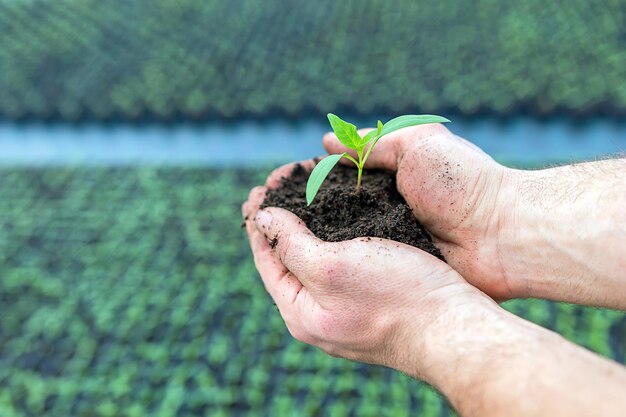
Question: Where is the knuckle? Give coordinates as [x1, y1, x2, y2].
[251, 186, 265, 198]
[247, 186, 265, 204]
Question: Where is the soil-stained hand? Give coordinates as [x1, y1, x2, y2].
[323, 124, 520, 300]
[241, 165, 488, 376]
[242, 159, 626, 416]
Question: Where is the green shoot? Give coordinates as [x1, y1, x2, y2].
[306, 113, 450, 205]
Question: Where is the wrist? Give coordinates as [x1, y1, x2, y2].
[398, 286, 626, 417]
[497, 166, 597, 299]
[412, 293, 505, 386]
[498, 165, 626, 307]
[491, 167, 532, 298]
[400, 292, 553, 416]
[386, 281, 499, 382]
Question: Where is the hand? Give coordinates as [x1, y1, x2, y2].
[323, 123, 521, 300]
[242, 165, 490, 377]
[324, 126, 626, 309]
[242, 162, 626, 417]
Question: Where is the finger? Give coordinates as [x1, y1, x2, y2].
[246, 216, 305, 310]
[254, 207, 324, 285]
[242, 186, 267, 220]
[322, 128, 402, 170]
[323, 123, 453, 171]
[265, 160, 317, 189]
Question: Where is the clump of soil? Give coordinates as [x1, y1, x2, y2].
[262, 163, 444, 261]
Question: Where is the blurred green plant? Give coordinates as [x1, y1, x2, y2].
[0, 0, 624, 121]
[0, 167, 622, 416]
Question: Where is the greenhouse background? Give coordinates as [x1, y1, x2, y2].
[0, 1, 625, 416]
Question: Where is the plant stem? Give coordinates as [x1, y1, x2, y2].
[356, 167, 362, 191]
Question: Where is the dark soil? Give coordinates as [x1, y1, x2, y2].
[262, 163, 445, 261]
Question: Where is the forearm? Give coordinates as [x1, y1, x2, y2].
[502, 159, 626, 308]
[403, 295, 626, 417]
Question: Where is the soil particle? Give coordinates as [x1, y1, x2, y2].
[262, 163, 445, 261]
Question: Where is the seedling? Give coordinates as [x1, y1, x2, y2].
[306, 113, 450, 205]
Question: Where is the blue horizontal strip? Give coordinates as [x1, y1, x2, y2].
[0, 118, 624, 167]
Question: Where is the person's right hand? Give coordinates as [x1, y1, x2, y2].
[325, 124, 626, 309]
[323, 123, 521, 300]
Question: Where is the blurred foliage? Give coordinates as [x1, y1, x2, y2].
[0, 0, 624, 121]
[0, 167, 624, 416]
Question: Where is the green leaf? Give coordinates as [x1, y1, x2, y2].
[362, 129, 378, 144]
[306, 153, 345, 205]
[380, 115, 450, 137]
[361, 120, 385, 145]
[327, 113, 361, 150]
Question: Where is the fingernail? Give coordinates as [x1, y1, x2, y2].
[254, 209, 273, 231]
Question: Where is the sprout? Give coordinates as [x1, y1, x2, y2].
[306, 113, 450, 205]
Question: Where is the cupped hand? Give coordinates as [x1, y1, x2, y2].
[323, 123, 521, 300]
[242, 163, 490, 378]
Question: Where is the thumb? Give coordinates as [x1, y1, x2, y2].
[254, 207, 324, 283]
[322, 129, 402, 170]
